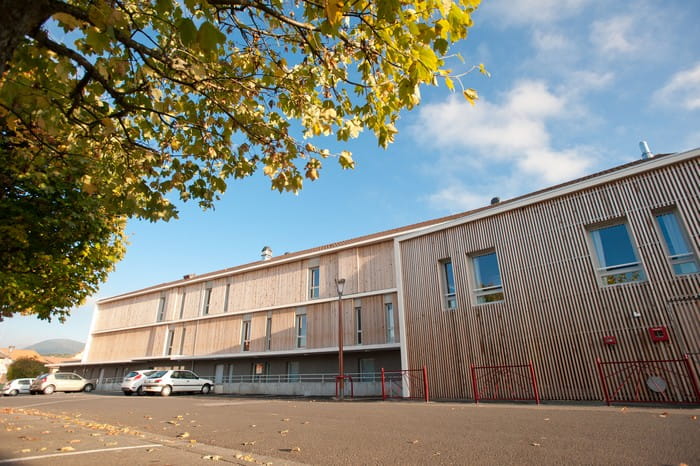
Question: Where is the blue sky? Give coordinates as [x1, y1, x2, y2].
[1, 0, 699, 349]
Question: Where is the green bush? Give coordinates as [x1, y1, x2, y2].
[7, 358, 46, 379]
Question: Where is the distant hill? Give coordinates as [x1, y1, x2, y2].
[24, 339, 84, 356]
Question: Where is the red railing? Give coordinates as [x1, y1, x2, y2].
[381, 367, 429, 402]
[335, 375, 354, 399]
[596, 355, 700, 405]
[470, 362, 540, 404]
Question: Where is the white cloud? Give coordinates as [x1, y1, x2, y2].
[483, 0, 595, 25]
[413, 80, 598, 211]
[532, 29, 571, 52]
[654, 62, 700, 111]
[590, 15, 637, 56]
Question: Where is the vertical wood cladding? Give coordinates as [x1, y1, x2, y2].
[400, 158, 700, 401]
[92, 241, 395, 333]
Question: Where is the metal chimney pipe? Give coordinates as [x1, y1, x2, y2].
[639, 141, 653, 159]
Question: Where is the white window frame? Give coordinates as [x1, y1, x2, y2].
[296, 314, 307, 348]
[654, 209, 700, 276]
[202, 284, 213, 315]
[223, 282, 231, 313]
[265, 316, 272, 351]
[164, 327, 175, 356]
[241, 319, 251, 352]
[156, 296, 167, 322]
[385, 302, 395, 343]
[440, 259, 457, 310]
[471, 250, 505, 305]
[588, 220, 646, 286]
[308, 267, 320, 299]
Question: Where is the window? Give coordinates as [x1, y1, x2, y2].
[355, 307, 363, 345]
[241, 319, 251, 351]
[179, 292, 186, 319]
[164, 328, 175, 356]
[223, 283, 231, 313]
[385, 303, 395, 343]
[472, 251, 504, 304]
[179, 328, 187, 354]
[156, 296, 166, 322]
[309, 267, 320, 299]
[287, 361, 300, 382]
[359, 358, 375, 382]
[441, 259, 457, 309]
[265, 316, 272, 351]
[202, 285, 213, 315]
[296, 314, 307, 348]
[655, 211, 699, 275]
[589, 222, 646, 285]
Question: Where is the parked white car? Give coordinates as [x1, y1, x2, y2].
[29, 372, 95, 395]
[2, 378, 33, 396]
[143, 370, 213, 396]
[121, 370, 157, 395]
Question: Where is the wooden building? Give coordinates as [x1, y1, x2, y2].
[61, 147, 699, 401]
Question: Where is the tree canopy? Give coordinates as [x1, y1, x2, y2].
[0, 0, 483, 320]
[7, 357, 47, 379]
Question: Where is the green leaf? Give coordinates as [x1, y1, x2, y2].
[177, 18, 197, 46]
[197, 21, 226, 53]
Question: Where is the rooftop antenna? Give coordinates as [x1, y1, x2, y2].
[639, 141, 653, 159]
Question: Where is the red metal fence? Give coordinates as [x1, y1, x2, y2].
[470, 362, 540, 404]
[381, 367, 429, 402]
[596, 355, 700, 405]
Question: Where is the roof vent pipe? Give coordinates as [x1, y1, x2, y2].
[639, 141, 653, 159]
[261, 246, 272, 261]
[490, 197, 500, 205]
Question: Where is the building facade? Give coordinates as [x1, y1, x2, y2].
[60, 148, 700, 401]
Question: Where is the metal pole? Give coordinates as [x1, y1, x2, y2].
[596, 358, 611, 406]
[338, 292, 344, 400]
[381, 368, 386, 400]
[528, 361, 540, 405]
[422, 365, 429, 402]
[471, 364, 479, 404]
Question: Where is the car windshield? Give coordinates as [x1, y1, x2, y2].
[143, 370, 157, 377]
[125, 371, 139, 378]
[35, 374, 48, 380]
[148, 371, 168, 378]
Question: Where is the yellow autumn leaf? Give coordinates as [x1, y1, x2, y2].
[325, 0, 344, 26]
[463, 88, 478, 106]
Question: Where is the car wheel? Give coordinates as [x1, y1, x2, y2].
[43, 385, 55, 395]
[83, 384, 94, 392]
[30, 391, 37, 395]
[200, 384, 211, 395]
[124, 391, 132, 396]
[136, 386, 144, 396]
[9, 389, 19, 396]
[160, 385, 172, 397]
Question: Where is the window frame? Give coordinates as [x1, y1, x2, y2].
[385, 302, 395, 343]
[355, 306, 362, 345]
[308, 266, 320, 299]
[440, 259, 457, 310]
[202, 285, 213, 315]
[241, 319, 251, 352]
[295, 313, 307, 348]
[164, 328, 175, 356]
[587, 220, 647, 286]
[156, 296, 167, 322]
[265, 316, 273, 351]
[653, 209, 700, 276]
[470, 250, 505, 305]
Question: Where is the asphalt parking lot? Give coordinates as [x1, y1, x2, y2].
[1, 392, 699, 465]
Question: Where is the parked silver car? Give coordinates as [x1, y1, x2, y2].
[29, 372, 95, 395]
[143, 370, 213, 396]
[3, 378, 33, 396]
[121, 370, 157, 395]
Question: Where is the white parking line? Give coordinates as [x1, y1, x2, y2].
[0, 444, 163, 464]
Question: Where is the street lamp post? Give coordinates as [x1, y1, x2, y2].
[335, 277, 346, 400]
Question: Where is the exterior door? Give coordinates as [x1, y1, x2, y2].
[214, 364, 224, 384]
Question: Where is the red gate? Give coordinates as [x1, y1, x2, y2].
[596, 355, 700, 405]
[470, 362, 540, 404]
[381, 367, 429, 402]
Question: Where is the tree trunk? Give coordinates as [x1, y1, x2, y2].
[0, 0, 56, 76]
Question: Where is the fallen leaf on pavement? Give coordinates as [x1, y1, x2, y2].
[291, 447, 301, 452]
[531, 443, 541, 447]
[177, 432, 190, 438]
[659, 412, 668, 418]
[242, 441, 256, 446]
[409, 440, 419, 444]
[279, 429, 289, 435]
[19, 449, 31, 453]
[202, 455, 221, 461]
[58, 446, 75, 452]
[282, 418, 290, 422]
[69, 439, 81, 444]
